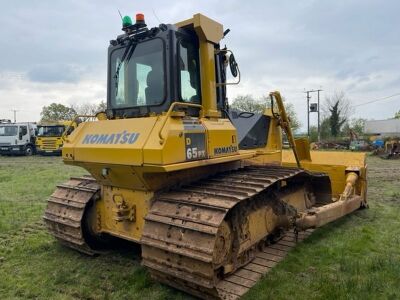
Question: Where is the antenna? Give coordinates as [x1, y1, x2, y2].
[152, 8, 161, 24]
[118, 9, 123, 20]
[10, 109, 19, 123]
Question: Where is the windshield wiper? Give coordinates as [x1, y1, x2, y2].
[114, 41, 137, 96]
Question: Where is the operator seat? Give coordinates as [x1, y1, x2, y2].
[145, 69, 163, 105]
[126, 79, 139, 106]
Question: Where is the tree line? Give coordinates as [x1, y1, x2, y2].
[40, 96, 399, 142]
[230, 91, 373, 142]
[40, 101, 106, 122]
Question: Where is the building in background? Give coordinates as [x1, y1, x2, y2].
[364, 119, 400, 137]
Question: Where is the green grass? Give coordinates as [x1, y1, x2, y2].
[0, 156, 86, 233]
[0, 156, 188, 300]
[0, 155, 399, 299]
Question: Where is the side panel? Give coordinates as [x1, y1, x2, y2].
[64, 118, 158, 165]
[143, 117, 187, 165]
[203, 119, 239, 158]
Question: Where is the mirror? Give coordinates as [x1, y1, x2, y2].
[216, 49, 240, 87]
[229, 53, 239, 78]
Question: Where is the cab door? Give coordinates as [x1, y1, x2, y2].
[177, 36, 208, 161]
[18, 125, 29, 145]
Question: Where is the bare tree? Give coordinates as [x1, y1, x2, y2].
[97, 100, 107, 112]
[342, 118, 366, 137]
[71, 101, 107, 116]
[323, 91, 353, 137]
[230, 95, 265, 113]
[322, 91, 353, 118]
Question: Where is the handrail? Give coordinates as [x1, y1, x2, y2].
[61, 113, 103, 141]
[158, 102, 203, 144]
[215, 49, 241, 87]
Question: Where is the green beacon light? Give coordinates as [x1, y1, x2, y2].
[122, 15, 132, 27]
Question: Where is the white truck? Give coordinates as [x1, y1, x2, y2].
[0, 120, 37, 156]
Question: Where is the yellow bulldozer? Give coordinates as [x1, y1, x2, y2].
[44, 13, 367, 299]
[382, 139, 400, 159]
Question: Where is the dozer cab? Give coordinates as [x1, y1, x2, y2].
[44, 13, 367, 299]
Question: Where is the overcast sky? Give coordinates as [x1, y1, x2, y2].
[0, 0, 399, 130]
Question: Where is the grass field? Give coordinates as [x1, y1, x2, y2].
[0, 155, 399, 299]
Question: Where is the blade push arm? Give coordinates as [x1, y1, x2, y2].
[270, 91, 302, 168]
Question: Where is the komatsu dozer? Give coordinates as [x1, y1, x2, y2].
[44, 13, 367, 299]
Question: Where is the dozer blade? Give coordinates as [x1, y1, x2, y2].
[281, 149, 367, 202]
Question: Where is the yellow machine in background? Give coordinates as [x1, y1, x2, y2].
[382, 139, 399, 159]
[44, 13, 367, 299]
[36, 120, 77, 155]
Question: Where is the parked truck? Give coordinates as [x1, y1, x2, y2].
[0, 119, 37, 156]
[35, 121, 77, 155]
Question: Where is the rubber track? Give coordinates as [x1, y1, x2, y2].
[141, 165, 315, 299]
[43, 176, 100, 255]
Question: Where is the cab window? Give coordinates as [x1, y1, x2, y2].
[111, 38, 165, 108]
[20, 126, 27, 136]
[179, 39, 201, 103]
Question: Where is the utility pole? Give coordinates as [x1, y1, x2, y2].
[304, 89, 323, 139]
[305, 91, 311, 136]
[317, 89, 323, 142]
[10, 109, 19, 123]
[304, 90, 315, 137]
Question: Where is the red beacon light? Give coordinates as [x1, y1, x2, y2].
[136, 13, 145, 24]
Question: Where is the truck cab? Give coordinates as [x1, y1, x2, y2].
[0, 120, 37, 156]
[36, 121, 76, 155]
